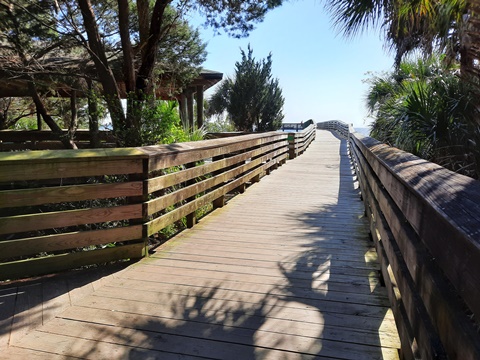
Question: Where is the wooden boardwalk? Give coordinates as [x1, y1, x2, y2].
[0, 130, 400, 359]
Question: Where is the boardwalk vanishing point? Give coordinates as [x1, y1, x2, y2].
[0, 130, 401, 359]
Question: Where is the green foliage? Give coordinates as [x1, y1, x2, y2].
[367, 55, 480, 178]
[138, 98, 206, 145]
[192, 0, 284, 38]
[204, 116, 236, 133]
[13, 117, 37, 130]
[325, 0, 467, 67]
[207, 45, 284, 132]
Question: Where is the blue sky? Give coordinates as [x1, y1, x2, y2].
[190, 1, 395, 128]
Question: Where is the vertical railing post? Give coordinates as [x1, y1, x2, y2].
[130, 157, 150, 258]
[185, 161, 197, 228]
[288, 133, 296, 159]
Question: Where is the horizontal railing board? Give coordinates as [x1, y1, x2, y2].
[0, 182, 143, 209]
[146, 158, 284, 236]
[146, 141, 287, 193]
[0, 243, 145, 281]
[0, 159, 144, 182]
[349, 129, 480, 360]
[350, 138, 447, 359]
[351, 133, 480, 320]
[142, 133, 287, 171]
[0, 225, 143, 260]
[146, 149, 286, 216]
[0, 204, 142, 235]
[0, 129, 115, 142]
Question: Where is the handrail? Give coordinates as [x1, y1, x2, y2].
[349, 128, 480, 360]
[0, 129, 116, 150]
[286, 124, 316, 159]
[0, 130, 318, 280]
[316, 120, 349, 138]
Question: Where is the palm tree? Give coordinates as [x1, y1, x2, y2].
[325, 0, 468, 69]
[367, 55, 479, 177]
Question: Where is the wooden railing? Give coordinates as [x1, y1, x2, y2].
[347, 126, 480, 360]
[0, 129, 317, 281]
[287, 124, 316, 159]
[317, 120, 349, 138]
[0, 129, 116, 150]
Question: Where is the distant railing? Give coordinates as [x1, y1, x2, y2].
[281, 119, 315, 132]
[349, 127, 480, 360]
[0, 130, 317, 280]
[317, 120, 349, 138]
[0, 129, 116, 150]
[286, 124, 316, 159]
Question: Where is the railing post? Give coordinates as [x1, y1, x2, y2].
[185, 161, 197, 228]
[288, 133, 296, 159]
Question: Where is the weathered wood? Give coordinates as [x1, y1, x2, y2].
[0, 226, 142, 260]
[0, 243, 144, 281]
[0, 204, 142, 235]
[0, 182, 143, 209]
[354, 149, 447, 359]
[0, 287, 17, 348]
[351, 133, 480, 319]
[0, 158, 144, 182]
[142, 132, 287, 172]
[146, 150, 285, 215]
[146, 141, 286, 193]
[1, 130, 400, 359]
[146, 164, 267, 235]
[349, 129, 480, 360]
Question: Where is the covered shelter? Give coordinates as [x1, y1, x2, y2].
[0, 54, 223, 132]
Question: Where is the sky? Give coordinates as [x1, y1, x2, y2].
[189, 0, 395, 128]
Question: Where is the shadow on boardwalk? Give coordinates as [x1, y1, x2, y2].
[1, 132, 398, 359]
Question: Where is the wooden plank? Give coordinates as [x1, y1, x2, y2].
[147, 141, 286, 193]
[146, 150, 281, 215]
[41, 278, 71, 325]
[0, 182, 143, 209]
[0, 243, 145, 281]
[44, 308, 398, 360]
[146, 162, 269, 235]
[61, 305, 400, 349]
[8, 282, 44, 346]
[0, 286, 17, 349]
[350, 135, 480, 359]
[1, 131, 400, 359]
[351, 133, 480, 320]
[0, 347, 75, 359]
[0, 225, 143, 260]
[0, 158, 144, 182]
[0, 204, 142, 235]
[355, 156, 446, 359]
[67, 294, 396, 359]
[144, 134, 287, 172]
[12, 331, 208, 360]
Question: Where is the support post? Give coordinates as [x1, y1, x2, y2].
[186, 88, 195, 130]
[196, 85, 204, 129]
[185, 161, 197, 228]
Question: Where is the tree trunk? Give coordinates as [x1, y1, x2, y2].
[87, 79, 100, 148]
[135, 0, 170, 99]
[77, 0, 127, 146]
[28, 81, 77, 149]
[69, 90, 78, 141]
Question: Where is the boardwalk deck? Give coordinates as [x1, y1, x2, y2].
[0, 130, 401, 359]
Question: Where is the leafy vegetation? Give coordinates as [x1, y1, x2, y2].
[207, 45, 284, 132]
[0, 0, 284, 147]
[327, 0, 480, 178]
[366, 56, 480, 177]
